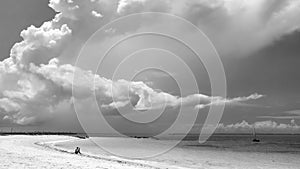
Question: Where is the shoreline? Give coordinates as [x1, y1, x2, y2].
[35, 138, 169, 169]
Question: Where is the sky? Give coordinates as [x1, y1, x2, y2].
[0, 0, 300, 135]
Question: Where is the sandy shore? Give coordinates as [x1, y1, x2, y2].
[0, 135, 162, 169]
[1, 135, 300, 169]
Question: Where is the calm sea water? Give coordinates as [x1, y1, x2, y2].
[52, 134, 300, 169]
[74, 133, 300, 154]
[178, 134, 300, 153]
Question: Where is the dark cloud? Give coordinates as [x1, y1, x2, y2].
[224, 30, 300, 102]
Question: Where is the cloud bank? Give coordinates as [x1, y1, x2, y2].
[217, 120, 300, 133]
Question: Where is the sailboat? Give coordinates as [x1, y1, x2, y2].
[252, 127, 260, 142]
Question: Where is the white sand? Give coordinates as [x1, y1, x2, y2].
[1, 135, 300, 169]
[0, 135, 162, 169]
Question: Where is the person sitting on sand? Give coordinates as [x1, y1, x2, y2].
[75, 147, 81, 154]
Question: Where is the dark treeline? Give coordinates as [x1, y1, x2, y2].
[0, 131, 89, 139]
[0, 131, 76, 136]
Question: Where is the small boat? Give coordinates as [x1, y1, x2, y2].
[252, 127, 260, 142]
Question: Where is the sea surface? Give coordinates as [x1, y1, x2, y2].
[179, 134, 300, 153]
[52, 134, 300, 168]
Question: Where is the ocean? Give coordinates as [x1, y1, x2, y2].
[51, 134, 300, 168]
[180, 134, 300, 153]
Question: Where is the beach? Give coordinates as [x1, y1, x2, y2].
[1, 135, 300, 169]
[0, 135, 160, 169]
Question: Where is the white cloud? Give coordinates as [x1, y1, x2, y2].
[194, 93, 264, 109]
[257, 109, 300, 120]
[117, 0, 149, 14]
[91, 10, 103, 18]
[258, 116, 300, 120]
[0, 98, 20, 113]
[217, 120, 300, 133]
[0, 56, 264, 125]
[285, 110, 300, 116]
[10, 22, 71, 67]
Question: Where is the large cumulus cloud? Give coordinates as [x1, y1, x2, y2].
[0, 55, 262, 125]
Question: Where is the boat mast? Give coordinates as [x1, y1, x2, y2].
[253, 127, 256, 139]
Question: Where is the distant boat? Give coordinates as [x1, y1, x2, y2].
[252, 127, 260, 142]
